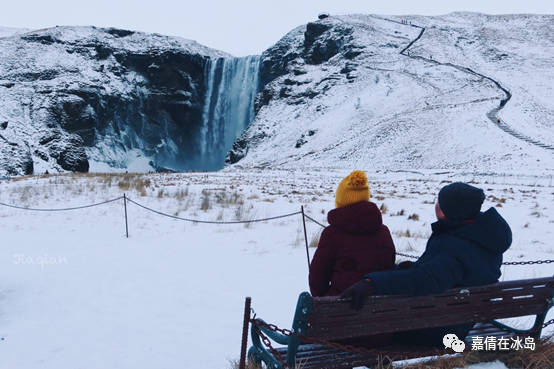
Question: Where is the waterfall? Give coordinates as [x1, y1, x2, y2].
[198, 55, 261, 170]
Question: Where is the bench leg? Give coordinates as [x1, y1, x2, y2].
[239, 297, 252, 369]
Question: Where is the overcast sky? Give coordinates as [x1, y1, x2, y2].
[2, 0, 554, 56]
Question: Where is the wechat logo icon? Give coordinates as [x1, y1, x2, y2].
[443, 333, 466, 353]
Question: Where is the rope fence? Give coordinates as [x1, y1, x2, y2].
[0, 196, 123, 211]
[125, 197, 302, 224]
[0, 195, 552, 266]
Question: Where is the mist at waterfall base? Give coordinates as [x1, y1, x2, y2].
[180, 55, 261, 172]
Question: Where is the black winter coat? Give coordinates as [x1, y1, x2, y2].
[365, 207, 512, 346]
[366, 207, 512, 296]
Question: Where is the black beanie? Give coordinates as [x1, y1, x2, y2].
[438, 182, 485, 221]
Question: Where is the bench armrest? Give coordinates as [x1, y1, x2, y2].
[257, 319, 292, 345]
[249, 319, 290, 369]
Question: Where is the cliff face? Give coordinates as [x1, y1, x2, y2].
[229, 18, 367, 164]
[0, 26, 229, 175]
[254, 20, 363, 113]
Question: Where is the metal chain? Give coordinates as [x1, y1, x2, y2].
[502, 260, 554, 266]
[517, 318, 554, 338]
[126, 197, 301, 224]
[395, 252, 554, 266]
[304, 215, 554, 266]
[543, 319, 554, 329]
[395, 252, 419, 260]
[251, 320, 292, 369]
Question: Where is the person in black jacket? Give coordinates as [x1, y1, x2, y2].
[340, 182, 513, 346]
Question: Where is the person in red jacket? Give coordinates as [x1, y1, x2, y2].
[309, 170, 396, 297]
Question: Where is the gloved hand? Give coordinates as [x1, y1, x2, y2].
[397, 260, 415, 270]
[340, 279, 375, 311]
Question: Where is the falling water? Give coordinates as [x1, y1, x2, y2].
[198, 55, 261, 170]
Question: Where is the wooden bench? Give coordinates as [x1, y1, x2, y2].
[248, 276, 554, 369]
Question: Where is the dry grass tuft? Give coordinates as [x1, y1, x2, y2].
[226, 357, 264, 369]
[391, 209, 406, 216]
[115, 174, 152, 193]
[408, 213, 420, 221]
[201, 189, 211, 211]
[374, 335, 554, 369]
[380, 203, 388, 214]
[227, 356, 309, 369]
[400, 241, 418, 253]
[175, 187, 189, 200]
[309, 229, 322, 248]
[392, 229, 431, 239]
[394, 229, 411, 238]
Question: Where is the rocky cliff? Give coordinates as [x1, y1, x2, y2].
[0, 26, 229, 175]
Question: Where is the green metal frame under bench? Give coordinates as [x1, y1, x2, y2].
[248, 276, 554, 369]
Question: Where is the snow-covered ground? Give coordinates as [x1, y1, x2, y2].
[0, 168, 552, 368]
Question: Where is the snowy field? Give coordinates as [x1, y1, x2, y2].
[0, 168, 553, 368]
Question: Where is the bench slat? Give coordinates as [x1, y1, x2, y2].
[306, 278, 554, 340]
[308, 299, 548, 340]
[274, 324, 520, 369]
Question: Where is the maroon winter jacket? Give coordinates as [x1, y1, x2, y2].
[309, 201, 396, 297]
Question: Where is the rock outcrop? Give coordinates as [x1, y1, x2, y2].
[0, 26, 229, 175]
[229, 17, 366, 164]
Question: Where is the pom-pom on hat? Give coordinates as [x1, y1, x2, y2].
[335, 170, 370, 208]
[438, 182, 485, 221]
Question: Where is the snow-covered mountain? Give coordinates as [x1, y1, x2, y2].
[0, 27, 34, 38]
[1, 13, 554, 176]
[0, 26, 234, 175]
[229, 12, 554, 173]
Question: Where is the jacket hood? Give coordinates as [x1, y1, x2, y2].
[432, 207, 512, 255]
[327, 201, 383, 235]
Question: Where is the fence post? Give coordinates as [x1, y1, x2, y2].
[239, 297, 252, 369]
[301, 206, 311, 270]
[124, 193, 129, 238]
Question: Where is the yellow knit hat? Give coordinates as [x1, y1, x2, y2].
[335, 170, 370, 208]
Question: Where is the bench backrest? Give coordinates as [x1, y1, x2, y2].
[297, 277, 554, 341]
